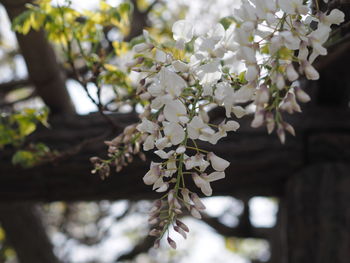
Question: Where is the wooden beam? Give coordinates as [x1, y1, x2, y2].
[1, 0, 75, 115]
[0, 108, 349, 202]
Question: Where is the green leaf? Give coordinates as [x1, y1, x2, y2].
[12, 150, 36, 168]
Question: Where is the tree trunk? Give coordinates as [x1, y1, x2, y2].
[0, 203, 61, 263]
[0, 0, 75, 115]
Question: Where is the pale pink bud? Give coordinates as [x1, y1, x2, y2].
[251, 110, 265, 128]
[168, 189, 175, 204]
[181, 188, 191, 210]
[277, 124, 286, 144]
[173, 198, 182, 210]
[176, 219, 189, 232]
[276, 74, 285, 90]
[265, 112, 275, 134]
[133, 43, 154, 53]
[283, 122, 295, 136]
[190, 206, 202, 219]
[255, 84, 269, 105]
[190, 193, 206, 210]
[174, 226, 187, 239]
[298, 41, 308, 61]
[295, 87, 310, 103]
[167, 237, 177, 249]
[303, 62, 319, 80]
[149, 229, 161, 237]
[280, 93, 301, 114]
[150, 200, 162, 213]
[286, 64, 299, 82]
[174, 209, 182, 214]
[148, 217, 159, 225]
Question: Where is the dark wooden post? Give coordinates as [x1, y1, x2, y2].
[286, 163, 350, 263]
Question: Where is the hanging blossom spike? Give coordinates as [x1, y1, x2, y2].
[91, 0, 344, 248]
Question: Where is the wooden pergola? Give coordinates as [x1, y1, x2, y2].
[0, 1, 350, 262]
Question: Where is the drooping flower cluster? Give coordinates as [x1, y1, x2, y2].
[94, 0, 344, 248]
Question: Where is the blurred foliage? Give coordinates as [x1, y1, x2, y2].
[0, 226, 17, 263]
[0, 107, 57, 168]
[0, 107, 49, 148]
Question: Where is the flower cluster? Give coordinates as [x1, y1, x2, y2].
[96, 0, 344, 248]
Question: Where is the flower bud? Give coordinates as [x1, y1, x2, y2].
[251, 109, 265, 128]
[190, 206, 202, 219]
[265, 112, 275, 134]
[303, 62, 319, 80]
[176, 219, 190, 232]
[167, 237, 177, 249]
[255, 85, 269, 105]
[149, 229, 161, 237]
[190, 193, 206, 210]
[286, 64, 299, 82]
[295, 87, 311, 103]
[133, 43, 154, 53]
[174, 226, 187, 239]
[277, 124, 286, 144]
[283, 122, 295, 136]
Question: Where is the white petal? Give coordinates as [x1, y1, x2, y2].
[207, 171, 225, 182]
[208, 152, 230, 171]
[172, 20, 194, 43]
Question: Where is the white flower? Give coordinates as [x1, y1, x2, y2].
[164, 122, 186, 145]
[286, 64, 299, 82]
[155, 49, 167, 63]
[153, 177, 169, 192]
[207, 152, 230, 171]
[136, 118, 158, 134]
[163, 100, 187, 123]
[192, 173, 212, 196]
[155, 150, 175, 159]
[224, 120, 240, 132]
[192, 171, 225, 196]
[280, 31, 301, 50]
[155, 137, 170, 150]
[172, 60, 189, 72]
[246, 65, 259, 82]
[185, 154, 210, 172]
[321, 9, 345, 26]
[159, 68, 187, 97]
[278, 0, 308, 15]
[172, 20, 194, 49]
[196, 61, 222, 93]
[144, 135, 155, 151]
[187, 116, 205, 140]
[143, 162, 161, 185]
